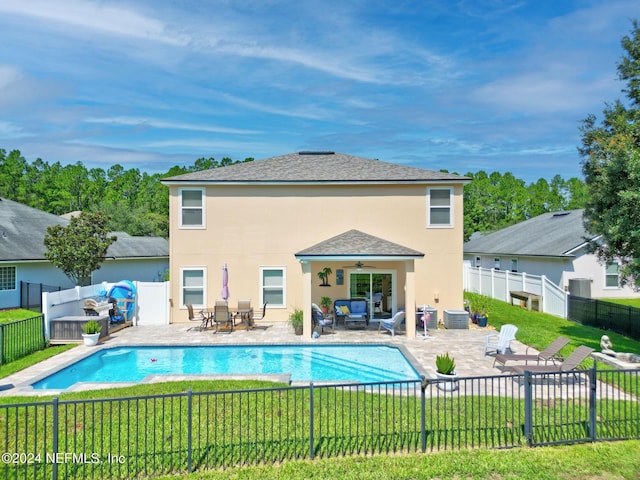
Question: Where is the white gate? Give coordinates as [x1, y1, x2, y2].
[135, 281, 170, 326]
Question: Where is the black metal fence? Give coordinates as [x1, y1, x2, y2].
[0, 315, 46, 365]
[1, 367, 638, 479]
[568, 295, 640, 340]
[20, 281, 62, 312]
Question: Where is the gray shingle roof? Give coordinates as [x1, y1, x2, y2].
[464, 209, 593, 257]
[162, 151, 468, 183]
[0, 198, 168, 262]
[296, 229, 424, 258]
[104, 232, 169, 259]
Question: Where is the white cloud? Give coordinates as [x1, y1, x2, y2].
[0, 121, 30, 138]
[0, 0, 185, 45]
[84, 116, 260, 135]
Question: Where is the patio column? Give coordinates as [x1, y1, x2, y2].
[300, 260, 312, 337]
[405, 261, 416, 337]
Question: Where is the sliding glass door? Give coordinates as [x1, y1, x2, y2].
[348, 271, 394, 320]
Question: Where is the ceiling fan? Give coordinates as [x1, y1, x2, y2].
[342, 261, 376, 270]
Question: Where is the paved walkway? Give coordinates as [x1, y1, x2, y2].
[1, 320, 533, 397]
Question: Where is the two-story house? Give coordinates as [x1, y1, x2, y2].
[161, 151, 470, 336]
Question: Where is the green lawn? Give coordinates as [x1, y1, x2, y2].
[0, 308, 40, 324]
[156, 440, 640, 480]
[605, 297, 640, 309]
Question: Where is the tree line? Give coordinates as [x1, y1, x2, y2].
[462, 170, 587, 239]
[0, 147, 587, 240]
[0, 150, 252, 238]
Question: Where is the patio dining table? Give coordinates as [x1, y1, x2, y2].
[200, 306, 254, 330]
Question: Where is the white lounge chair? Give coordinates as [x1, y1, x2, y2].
[378, 311, 405, 337]
[484, 324, 518, 355]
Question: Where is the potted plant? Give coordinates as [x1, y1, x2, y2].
[475, 296, 491, 327]
[319, 296, 332, 313]
[81, 320, 102, 346]
[317, 267, 332, 286]
[289, 308, 304, 335]
[435, 352, 458, 391]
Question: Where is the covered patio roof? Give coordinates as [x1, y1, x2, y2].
[295, 229, 424, 262]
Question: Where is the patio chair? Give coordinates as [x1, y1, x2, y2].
[378, 311, 405, 337]
[484, 324, 518, 356]
[494, 336, 570, 367]
[213, 300, 233, 333]
[251, 303, 267, 325]
[511, 345, 595, 375]
[236, 298, 252, 328]
[312, 303, 334, 333]
[186, 304, 208, 331]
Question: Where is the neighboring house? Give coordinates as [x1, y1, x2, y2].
[463, 209, 639, 299]
[161, 151, 470, 337]
[0, 197, 169, 309]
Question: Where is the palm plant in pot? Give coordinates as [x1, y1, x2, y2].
[319, 296, 332, 313]
[435, 352, 458, 391]
[82, 319, 102, 346]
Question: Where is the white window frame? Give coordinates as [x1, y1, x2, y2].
[179, 187, 206, 229]
[604, 262, 620, 289]
[259, 266, 286, 308]
[493, 257, 501, 270]
[427, 187, 453, 228]
[0, 266, 16, 291]
[180, 267, 207, 308]
[510, 259, 519, 272]
[475, 257, 481, 268]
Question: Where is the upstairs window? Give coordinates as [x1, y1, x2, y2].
[427, 188, 452, 227]
[180, 188, 205, 228]
[510, 259, 519, 272]
[605, 262, 620, 288]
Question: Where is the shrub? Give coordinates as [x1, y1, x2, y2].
[82, 320, 101, 335]
[289, 309, 303, 329]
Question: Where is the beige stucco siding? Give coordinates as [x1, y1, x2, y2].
[168, 183, 465, 325]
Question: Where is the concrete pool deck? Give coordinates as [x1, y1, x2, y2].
[1, 320, 530, 397]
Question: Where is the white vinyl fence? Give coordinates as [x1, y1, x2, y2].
[42, 281, 170, 338]
[463, 264, 568, 318]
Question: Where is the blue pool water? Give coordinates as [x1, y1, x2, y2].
[32, 345, 421, 389]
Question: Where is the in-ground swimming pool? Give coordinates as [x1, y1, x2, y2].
[32, 345, 421, 389]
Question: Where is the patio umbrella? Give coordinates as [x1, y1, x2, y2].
[221, 263, 229, 301]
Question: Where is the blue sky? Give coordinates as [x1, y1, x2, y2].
[0, 1, 637, 183]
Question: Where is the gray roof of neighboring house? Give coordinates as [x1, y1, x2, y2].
[296, 229, 424, 258]
[463, 209, 595, 258]
[0, 197, 168, 262]
[162, 151, 469, 184]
